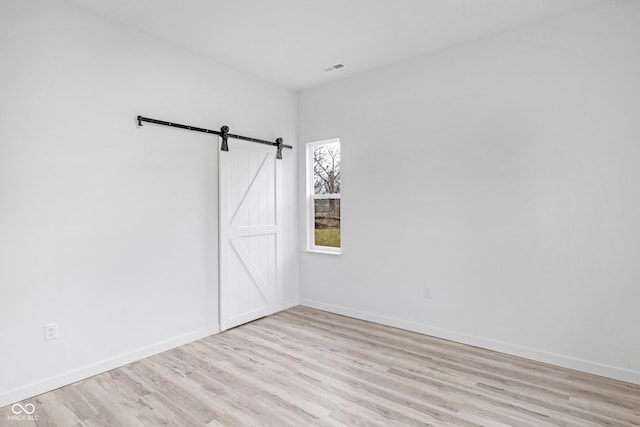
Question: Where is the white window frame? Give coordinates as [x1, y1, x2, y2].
[306, 139, 341, 254]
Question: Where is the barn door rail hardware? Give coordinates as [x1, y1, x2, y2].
[137, 115, 292, 159]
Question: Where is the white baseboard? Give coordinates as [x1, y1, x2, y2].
[0, 325, 219, 409]
[300, 299, 640, 385]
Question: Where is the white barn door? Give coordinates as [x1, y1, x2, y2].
[219, 139, 281, 331]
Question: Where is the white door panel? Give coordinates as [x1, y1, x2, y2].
[219, 139, 281, 331]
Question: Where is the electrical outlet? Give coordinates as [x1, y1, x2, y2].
[45, 323, 58, 341]
[423, 286, 431, 299]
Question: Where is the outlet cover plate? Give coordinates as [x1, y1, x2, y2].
[45, 323, 58, 341]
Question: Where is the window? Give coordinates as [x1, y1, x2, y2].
[307, 139, 341, 253]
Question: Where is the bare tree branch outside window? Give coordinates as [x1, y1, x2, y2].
[313, 143, 340, 195]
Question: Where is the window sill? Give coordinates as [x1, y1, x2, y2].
[304, 249, 342, 256]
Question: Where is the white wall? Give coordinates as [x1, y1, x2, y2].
[299, 0, 640, 384]
[0, 0, 298, 406]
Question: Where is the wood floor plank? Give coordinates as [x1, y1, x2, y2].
[1, 306, 639, 426]
[224, 322, 472, 425]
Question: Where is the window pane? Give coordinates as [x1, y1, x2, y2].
[313, 142, 340, 195]
[314, 198, 340, 248]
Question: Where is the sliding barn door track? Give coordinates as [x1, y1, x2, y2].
[137, 115, 292, 159]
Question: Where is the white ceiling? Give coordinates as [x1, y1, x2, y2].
[65, 0, 598, 91]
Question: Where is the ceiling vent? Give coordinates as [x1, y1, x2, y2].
[323, 63, 345, 72]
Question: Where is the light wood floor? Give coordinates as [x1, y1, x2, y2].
[2, 306, 639, 426]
